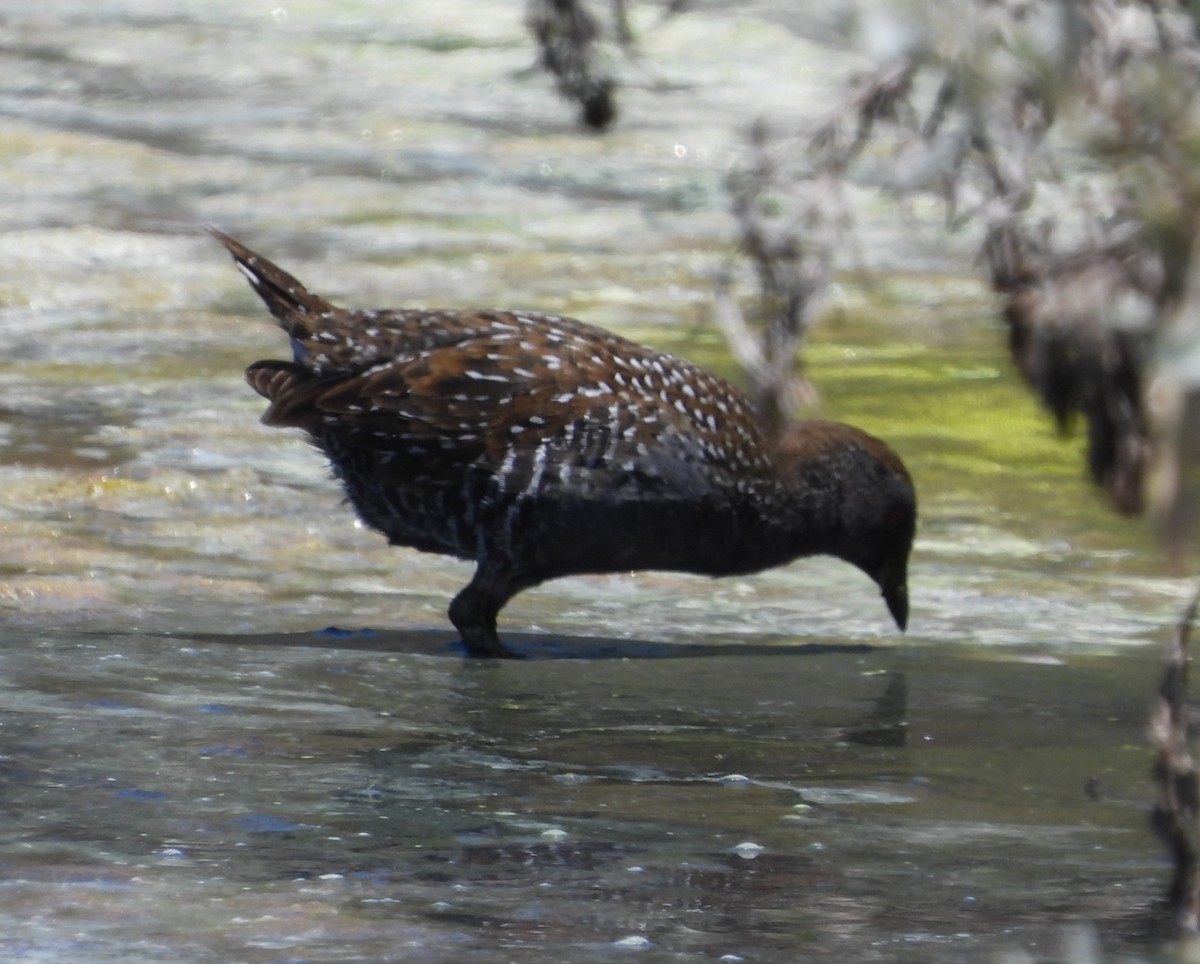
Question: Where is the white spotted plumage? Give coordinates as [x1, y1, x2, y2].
[216, 228, 917, 658]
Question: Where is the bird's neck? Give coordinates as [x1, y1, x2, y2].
[750, 425, 859, 565]
[756, 468, 845, 562]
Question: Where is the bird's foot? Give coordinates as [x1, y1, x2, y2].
[462, 639, 525, 660]
[456, 628, 524, 660]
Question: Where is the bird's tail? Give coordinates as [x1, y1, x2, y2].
[209, 228, 334, 339]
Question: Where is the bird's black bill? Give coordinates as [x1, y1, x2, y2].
[883, 584, 908, 632]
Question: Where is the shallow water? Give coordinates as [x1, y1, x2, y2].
[0, 633, 1170, 962]
[0, 2, 1190, 961]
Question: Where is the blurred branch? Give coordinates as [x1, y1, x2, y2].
[525, 0, 617, 128]
[720, 65, 912, 432]
[1151, 580, 1200, 930]
[524, 0, 689, 128]
[720, 0, 1200, 530]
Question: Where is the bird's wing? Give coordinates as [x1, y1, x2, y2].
[247, 308, 768, 494]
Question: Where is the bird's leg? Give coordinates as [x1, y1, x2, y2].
[447, 561, 535, 659]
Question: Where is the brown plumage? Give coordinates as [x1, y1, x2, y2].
[214, 230, 916, 657]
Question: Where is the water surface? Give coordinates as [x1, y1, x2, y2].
[0, 2, 1188, 960]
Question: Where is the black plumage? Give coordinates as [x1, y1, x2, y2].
[216, 230, 916, 657]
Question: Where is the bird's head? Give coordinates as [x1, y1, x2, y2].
[775, 421, 916, 630]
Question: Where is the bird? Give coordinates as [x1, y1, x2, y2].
[213, 230, 916, 658]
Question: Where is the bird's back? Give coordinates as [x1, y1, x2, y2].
[220, 232, 781, 574]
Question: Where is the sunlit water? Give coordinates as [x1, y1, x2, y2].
[0, 2, 1190, 961]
